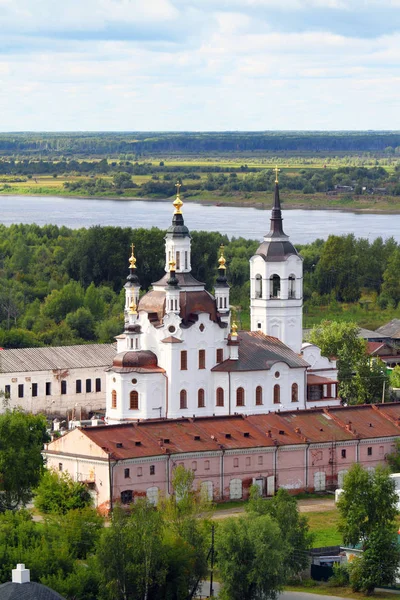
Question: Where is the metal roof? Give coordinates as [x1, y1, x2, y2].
[375, 319, 400, 339]
[0, 581, 65, 600]
[212, 331, 309, 372]
[0, 344, 116, 373]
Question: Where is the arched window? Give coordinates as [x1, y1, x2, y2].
[180, 389, 187, 409]
[198, 388, 205, 408]
[111, 390, 117, 409]
[236, 387, 245, 407]
[216, 387, 224, 407]
[130, 390, 139, 410]
[291, 383, 298, 403]
[270, 274, 281, 298]
[273, 384, 280, 404]
[288, 274, 296, 298]
[255, 274, 263, 299]
[255, 386, 263, 406]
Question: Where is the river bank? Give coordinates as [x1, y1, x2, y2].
[2, 189, 400, 214]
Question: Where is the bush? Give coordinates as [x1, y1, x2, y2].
[34, 470, 92, 515]
[328, 563, 350, 587]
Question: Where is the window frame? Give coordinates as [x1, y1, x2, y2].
[180, 350, 187, 371]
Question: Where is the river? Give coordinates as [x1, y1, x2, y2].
[0, 195, 399, 244]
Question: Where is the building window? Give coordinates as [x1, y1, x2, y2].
[18, 384, 24, 398]
[111, 390, 117, 409]
[199, 349, 206, 369]
[180, 350, 187, 370]
[291, 383, 298, 403]
[198, 388, 205, 408]
[257, 322, 262, 329]
[185, 251, 188, 270]
[258, 455, 263, 465]
[270, 274, 281, 298]
[216, 387, 224, 407]
[255, 274, 263, 299]
[176, 251, 180, 270]
[61, 380, 67, 395]
[4, 385, 10, 398]
[367, 447, 372, 456]
[58, 463, 63, 472]
[341, 449, 346, 459]
[45, 382, 51, 396]
[130, 390, 139, 410]
[246, 456, 251, 467]
[124, 468, 130, 479]
[288, 274, 296, 298]
[31, 383, 37, 397]
[150, 465, 155, 475]
[121, 490, 133, 504]
[216, 348, 223, 363]
[137, 467, 142, 477]
[192, 461, 197, 471]
[95, 378, 101, 392]
[255, 386, 263, 406]
[205, 460, 210, 470]
[76, 379, 82, 394]
[236, 387, 245, 407]
[308, 385, 322, 401]
[180, 390, 187, 409]
[273, 384, 280, 404]
[86, 379, 92, 393]
[234, 457, 239, 468]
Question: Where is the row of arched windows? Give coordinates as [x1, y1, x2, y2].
[254, 274, 297, 299]
[111, 390, 139, 410]
[178, 383, 299, 409]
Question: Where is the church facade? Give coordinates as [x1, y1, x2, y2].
[106, 176, 340, 424]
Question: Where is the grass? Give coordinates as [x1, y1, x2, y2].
[307, 510, 342, 547]
[214, 500, 247, 511]
[286, 582, 400, 599]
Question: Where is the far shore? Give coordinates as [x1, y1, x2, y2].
[2, 191, 400, 214]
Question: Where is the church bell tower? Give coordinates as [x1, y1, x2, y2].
[249, 168, 303, 353]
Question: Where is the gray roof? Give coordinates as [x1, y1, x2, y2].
[212, 331, 309, 372]
[358, 327, 390, 340]
[0, 581, 65, 600]
[255, 239, 299, 262]
[0, 344, 116, 374]
[375, 319, 400, 339]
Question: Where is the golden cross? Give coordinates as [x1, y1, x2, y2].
[175, 181, 181, 194]
[131, 243, 135, 255]
[274, 166, 280, 184]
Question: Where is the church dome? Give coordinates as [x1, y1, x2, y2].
[255, 239, 299, 262]
[138, 289, 220, 326]
[112, 350, 158, 369]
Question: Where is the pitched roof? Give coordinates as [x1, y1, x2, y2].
[375, 319, 400, 339]
[0, 581, 65, 600]
[358, 327, 390, 340]
[366, 342, 386, 355]
[327, 405, 400, 439]
[0, 344, 116, 373]
[212, 331, 309, 372]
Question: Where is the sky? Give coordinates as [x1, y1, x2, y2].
[0, 0, 400, 131]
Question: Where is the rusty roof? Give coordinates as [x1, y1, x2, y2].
[47, 404, 400, 461]
[0, 344, 116, 373]
[307, 374, 338, 385]
[212, 331, 309, 372]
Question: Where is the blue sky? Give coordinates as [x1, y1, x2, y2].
[0, 0, 399, 131]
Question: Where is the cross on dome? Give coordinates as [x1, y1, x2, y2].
[274, 166, 280, 184]
[129, 243, 137, 269]
[173, 181, 183, 214]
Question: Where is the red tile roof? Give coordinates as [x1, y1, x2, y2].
[307, 374, 338, 385]
[366, 342, 385, 355]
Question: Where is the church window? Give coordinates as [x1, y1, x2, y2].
[31, 383, 37, 397]
[216, 348, 223, 363]
[198, 389, 205, 408]
[18, 384, 24, 398]
[111, 390, 117, 409]
[288, 274, 296, 298]
[274, 371, 280, 379]
[174, 299, 178, 310]
[255, 274, 262, 298]
[121, 490, 133, 504]
[236, 387, 245, 407]
[224, 297, 227, 308]
[216, 387, 224, 407]
[270, 274, 281, 298]
[185, 251, 188, 270]
[168, 326, 176, 333]
[131, 378, 137, 384]
[130, 390, 139, 410]
[76, 380, 82, 393]
[256, 386, 263, 405]
[86, 379, 92, 393]
[96, 378, 101, 392]
[291, 383, 298, 403]
[199, 323, 205, 332]
[180, 389, 187, 409]
[180, 350, 187, 370]
[130, 338, 133, 349]
[199, 349, 206, 369]
[61, 380, 67, 395]
[46, 382, 51, 396]
[273, 384, 280, 404]
[176, 251, 180, 270]
[257, 322, 262, 329]
[135, 338, 139, 349]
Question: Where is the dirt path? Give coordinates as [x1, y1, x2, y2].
[212, 497, 336, 520]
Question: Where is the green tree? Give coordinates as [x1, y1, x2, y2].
[216, 514, 287, 600]
[0, 410, 48, 510]
[390, 365, 400, 389]
[381, 248, 400, 305]
[66, 306, 96, 340]
[84, 282, 106, 319]
[338, 464, 400, 594]
[42, 281, 84, 323]
[386, 439, 400, 472]
[34, 470, 92, 515]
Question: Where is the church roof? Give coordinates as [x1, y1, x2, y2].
[138, 289, 220, 327]
[0, 344, 116, 373]
[152, 272, 204, 288]
[212, 331, 309, 372]
[110, 350, 164, 373]
[0, 582, 65, 600]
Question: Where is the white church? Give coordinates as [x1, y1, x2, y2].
[106, 172, 340, 424]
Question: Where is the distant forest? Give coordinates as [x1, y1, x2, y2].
[1, 131, 400, 156]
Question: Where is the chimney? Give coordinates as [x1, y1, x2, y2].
[12, 564, 30, 584]
[346, 421, 352, 432]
